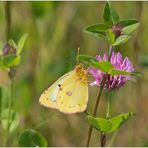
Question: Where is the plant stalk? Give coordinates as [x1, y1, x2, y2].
[86, 85, 104, 147]
[100, 92, 112, 147]
[106, 92, 111, 119]
[101, 133, 106, 147]
[4, 80, 13, 146]
[5, 1, 11, 41]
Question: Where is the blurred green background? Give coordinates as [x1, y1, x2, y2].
[0, 1, 148, 146]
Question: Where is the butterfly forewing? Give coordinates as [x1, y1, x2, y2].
[39, 71, 75, 109]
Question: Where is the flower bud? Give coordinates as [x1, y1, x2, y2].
[112, 25, 122, 38]
[3, 43, 16, 56]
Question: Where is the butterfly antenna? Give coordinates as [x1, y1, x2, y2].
[76, 47, 80, 64]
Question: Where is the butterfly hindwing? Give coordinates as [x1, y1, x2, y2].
[56, 73, 88, 114]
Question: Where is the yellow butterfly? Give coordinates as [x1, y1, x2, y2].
[39, 65, 88, 114]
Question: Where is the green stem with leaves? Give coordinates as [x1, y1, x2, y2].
[86, 45, 113, 147]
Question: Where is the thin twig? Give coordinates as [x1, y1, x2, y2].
[5, 1, 11, 41]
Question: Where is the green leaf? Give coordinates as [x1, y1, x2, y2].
[113, 35, 131, 46]
[2, 54, 21, 68]
[87, 113, 135, 133]
[106, 29, 115, 44]
[87, 116, 112, 132]
[1, 109, 19, 133]
[18, 129, 48, 147]
[17, 34, 28, 55]
[116, 19, 138, 27]
[109, 69, 131, 76]
[103, 1, 119, 25]
[78, 55, 142, 78]
[109, 112, 135, 133]
[90, 60, 114, 73]
[84, 24, 109, 33]
[109, 69, 142, 77]
[77, 55, 97, 64]
[130, 72, 142, 77]
[122, 22, 139, 34]
[8, 39, 17, 49]
[84, 30, 107, 41]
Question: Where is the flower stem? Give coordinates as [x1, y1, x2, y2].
[100, 92, 112, 147]
[100, 133, 106, 147]
[4, 80, 13, 146]
[86, 85, 104, 147]
[106, 92, 111, 119]
[86, 45, 113, 147]
[109, 45, 113, 61]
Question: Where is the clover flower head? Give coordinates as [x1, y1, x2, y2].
[89, 52, 135, 91]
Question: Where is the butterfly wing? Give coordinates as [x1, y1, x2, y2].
[39, 71, 75, 109]
[56, 73, 88, 114]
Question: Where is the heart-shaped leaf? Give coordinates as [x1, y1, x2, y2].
[87, 112, 135, 133]
[18, 129, 48, 147]
[109, 112, 135, 133]
[87, 116, 112, 132]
